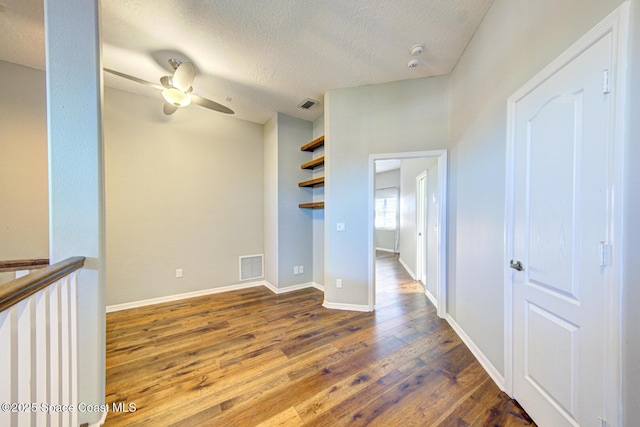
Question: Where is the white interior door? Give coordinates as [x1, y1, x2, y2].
[510, 33, 614, 426]
[416, 172, 427, 285]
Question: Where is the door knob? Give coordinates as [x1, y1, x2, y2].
[509, 260, 524, 271]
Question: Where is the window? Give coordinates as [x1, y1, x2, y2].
[375, 187, 398, 229]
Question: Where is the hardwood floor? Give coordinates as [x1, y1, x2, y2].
[105, 252, 535, 426]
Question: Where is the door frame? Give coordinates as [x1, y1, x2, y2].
[503, 3, 629, 425]
[368, 150, 448, 318]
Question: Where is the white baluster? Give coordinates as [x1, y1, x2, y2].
[34, 288, 49, 426]
[0, 310, 13, 426]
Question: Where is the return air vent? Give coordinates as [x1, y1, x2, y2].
[297, 98, 320, 110]
[239, 254, 264, 281]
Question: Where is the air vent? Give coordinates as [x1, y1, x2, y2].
[298, 98, 320, 110]
[239, 254, 264, 281]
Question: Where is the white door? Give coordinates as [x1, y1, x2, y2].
[510, 33, 614, 426]
[416, 172, 427, 285]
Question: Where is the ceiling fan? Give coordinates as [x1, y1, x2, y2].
[104, 59, 234, 116]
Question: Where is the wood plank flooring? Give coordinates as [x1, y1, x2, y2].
[105, 252, 535, 426]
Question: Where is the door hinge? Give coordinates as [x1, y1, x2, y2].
[603, 69, 611, 94]
[599, 416, 607, 427]
[599, 241, 610, 267]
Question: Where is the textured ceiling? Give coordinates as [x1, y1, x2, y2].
[0, 0, 493, 124]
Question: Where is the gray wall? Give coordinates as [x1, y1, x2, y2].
[398, 158, 435, 278]
[264, 113, 315, 289]
[324, 75, 450, 306]
[374, 168, 400, 252]
[104, 88, 265, 305]
[0, 61, 49, 284]
[448, 0, 627, 380]
[276, 113, 314, 288]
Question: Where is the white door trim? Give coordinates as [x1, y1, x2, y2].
[368, 150, 448, 317]
[504, 3, 628, 425]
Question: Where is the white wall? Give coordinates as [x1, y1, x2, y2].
[374, 169, 400, 252]
[324, 76, 450, 307]
[0, 61, 48, 283]
[104, 88, 264, 305]
[448, 0, 627, 387]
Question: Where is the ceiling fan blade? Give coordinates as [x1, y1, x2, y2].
[160, 75, 173, 89]
[163, 103, 179, 115]
[191, 94, 234, 114]
[173, 62, 195, 92]
[104, 68, 164, 90]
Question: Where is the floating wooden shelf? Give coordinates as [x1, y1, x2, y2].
[298, 202, 325, 209]
[299, 135, 325, 209]
[300, 135, 325, 152]
[301, 156, 325, 170]
[298, 177, 325, 188]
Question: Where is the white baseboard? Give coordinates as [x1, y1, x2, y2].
[375, 247, 396, 253]
[445, 314, 505, 391]
[262, 280, 278, 294]
[310, 282, 325, 292]
[108, 280, 325, 313]
[106, 280, 266, 313]
[425, 288, 437, 308]
[322, 300, 372, 312]
[270, 282, 323, 294]
[398, 257, 417, 280]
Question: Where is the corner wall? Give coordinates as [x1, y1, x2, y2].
[276, 114, 314, 288]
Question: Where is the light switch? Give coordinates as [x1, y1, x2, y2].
[336, 222, 346, 232]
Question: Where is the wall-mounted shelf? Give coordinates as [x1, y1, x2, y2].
[300, 135, 325, 152]
[299, 202, 324, 209]
[301, 156, 325, 170]
[299, 135, 325, 209]
[298, 177, 325, 188]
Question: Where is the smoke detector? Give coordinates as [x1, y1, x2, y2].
[410, 44, 424, 56]
[407, 58, 420, 69]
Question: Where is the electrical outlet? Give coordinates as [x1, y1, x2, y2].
[336, 278, 342, 288]
[176, 268, 183, 278]
[299, 265, 304, 274]
[294, 266, 299, 275]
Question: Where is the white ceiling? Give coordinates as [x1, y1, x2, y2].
[375, 159, 401, 174]
[0, 0, 493, 124]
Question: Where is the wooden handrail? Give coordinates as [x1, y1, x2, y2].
[0, 256, 85, 312]
[0, 258, 50, 273]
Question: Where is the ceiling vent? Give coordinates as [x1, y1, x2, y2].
[298, 98, 320, 110]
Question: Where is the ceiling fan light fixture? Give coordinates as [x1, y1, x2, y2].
[162, 87, 191, 107]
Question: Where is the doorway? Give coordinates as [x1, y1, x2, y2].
[368, 150, 447, 317]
